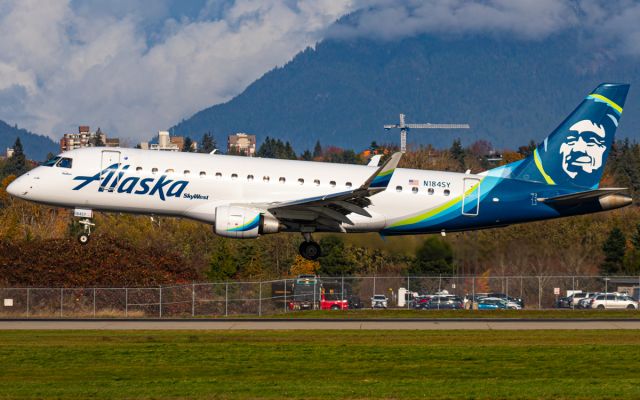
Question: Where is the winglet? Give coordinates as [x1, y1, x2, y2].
[363, 152, 402, 190]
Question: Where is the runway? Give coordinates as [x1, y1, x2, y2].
[1, 318, 640, 330]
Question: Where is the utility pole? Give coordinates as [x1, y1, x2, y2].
[384, 113, 469, 153]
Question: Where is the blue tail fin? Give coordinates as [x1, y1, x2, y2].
[506, 83, 629, 189]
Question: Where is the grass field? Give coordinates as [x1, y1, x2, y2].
[1, 330, 640, 399]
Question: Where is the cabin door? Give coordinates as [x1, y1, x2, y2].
[461, 178, 480, 217]
[100, 150, 121, 191]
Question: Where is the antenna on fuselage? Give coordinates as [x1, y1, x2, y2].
[384, 113, 470, 153]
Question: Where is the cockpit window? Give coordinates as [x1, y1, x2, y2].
[57, 158, 73, 169]
[42, 156, 61, 167]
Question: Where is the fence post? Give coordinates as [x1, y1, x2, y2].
[259, 282, 262, 317]
[60, 288, 63, 318]
[471, 275, 475, 312]
[125, 288, 128, 317]
[225, 282, 228, 317]
[284, 279, 287, 313]
[538, 276, 542, 310]
[26, 288, 30, 318]
[93, 288, 96, 318]
[192, 283, 195, 317]
[159, 286, 162, 318]
[341, 276, 345, 304]
[407, 276, 410, 309]
[572, 276, 575, 310]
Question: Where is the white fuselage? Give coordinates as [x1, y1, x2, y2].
[7, 147, 479, 233]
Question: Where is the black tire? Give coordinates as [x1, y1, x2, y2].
[299, 241, 321, 260]
[78, 234, 90, 245]
[330, 305, 340, 310]
[597, 304, 605, 310]
[627, 304, 636, 310]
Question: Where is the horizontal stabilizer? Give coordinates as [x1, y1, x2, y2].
[539, 188, 632, 209]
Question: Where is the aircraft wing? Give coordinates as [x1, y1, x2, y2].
[240, 152, 402, 231]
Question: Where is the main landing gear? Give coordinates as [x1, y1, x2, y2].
[77, 218, 95, 245]
[299, 232, 321, 261]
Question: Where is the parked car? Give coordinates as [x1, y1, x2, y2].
[418, 295, 463, 310]
[555, 296, 572, 308]
[371, 294, 388, 309]
[348, 296, 362, 309]
[590, 293, 638, 310]
[477, 297, 521, 310]
[578, 293, 602, 308]
[485, 292, 525, 308]
[411, 295, 433, 309]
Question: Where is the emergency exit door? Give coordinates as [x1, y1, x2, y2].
[461, 178, 480, 216]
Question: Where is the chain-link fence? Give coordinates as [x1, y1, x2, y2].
[1, 275, 639, 318]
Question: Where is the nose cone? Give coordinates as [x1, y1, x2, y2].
[5, 175, 27, 198]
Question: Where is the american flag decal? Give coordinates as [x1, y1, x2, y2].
[408, 179, 419, 186]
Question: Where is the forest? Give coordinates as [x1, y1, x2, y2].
[1, 136, 640, 287]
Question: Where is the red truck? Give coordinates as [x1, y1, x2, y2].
[319, 291, 349, 310]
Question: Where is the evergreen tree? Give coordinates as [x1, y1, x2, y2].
[206, 240, 237, 281]
[409, 237, 454, 276]
[182, 137, 194, 152]
[200, 133, 217, 153]
[517, 140, 537, 157]
[601, 227, 626, 275]
[301, 150, 313, 161]
[318, 236, 357, 276]
[449, 138, 465, 170]
[313, 140, 323, 158]
[3, 137, 28, 177]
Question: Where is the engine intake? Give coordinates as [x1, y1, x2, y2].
[214, 206, 280, 238]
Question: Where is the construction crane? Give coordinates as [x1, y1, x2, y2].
[384, 113, 470, 153]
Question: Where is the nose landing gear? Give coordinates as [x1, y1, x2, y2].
[299, 232, 321, 260]
[77, 218, 94, 245]
[74, 208, 94, 245]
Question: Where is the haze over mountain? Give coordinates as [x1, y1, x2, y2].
[171, 31, 640, 152]
[0, 120, 57, 161]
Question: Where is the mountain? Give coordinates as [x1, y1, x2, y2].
[0, 120, 58, 161]
[171, 31, 640, 152]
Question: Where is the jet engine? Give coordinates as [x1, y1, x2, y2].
[214, 206, 280, 238]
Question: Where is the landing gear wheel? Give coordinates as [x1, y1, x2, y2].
[299, 241, 321, 260]
[77, 217, 95, 246]
[78, 233, 90, 245]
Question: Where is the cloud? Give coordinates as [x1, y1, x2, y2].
[329, 0, 640, 57]
[1, 0, 638, 144]
[0, 0, 356, 141]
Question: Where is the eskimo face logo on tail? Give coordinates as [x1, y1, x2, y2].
[72, 164, 189, 201]
[559, 120, 607, 179]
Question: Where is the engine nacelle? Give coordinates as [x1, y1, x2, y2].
[214, 206, 280, 238]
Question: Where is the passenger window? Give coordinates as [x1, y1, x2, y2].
[412, 187, 418, 194]
[330, 180, 336, 187]
[57, 158, 73, 169]
[396, 186, 402, 192]
[279, 177, 286, 184]
[215, 172, 222, 178]
[136, 167, 143, 172]
[298, 178, 304, 185]
[346, 182, 352, 188]
[247, 174, 254, 181]
[444, 189, 450, 196]
[184, 170, 191, 175]
[231, 173, 238, 179]
[263, 176, 270, 183]
[428, 188, 434, 195]
[314, 179, 320, 186]
[165, 168, 174, 173]
[42, 156, 61, 167]
[152, 168, 158, 174]
[199, 171, 206, 177]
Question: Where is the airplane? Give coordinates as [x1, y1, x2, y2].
[6, 83, 632, 260]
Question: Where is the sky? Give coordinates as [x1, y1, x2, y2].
[0, 0, 638, 142]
